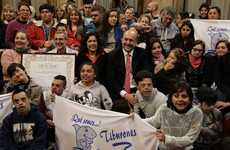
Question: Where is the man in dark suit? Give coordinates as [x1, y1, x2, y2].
[106, 29, 151, 106]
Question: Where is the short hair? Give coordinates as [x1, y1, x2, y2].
[193, 40, 205, 50]
[167, 81, 193, 112]
[17, 2, 31, 13]
[79, 62, 97, 74]
[192, 40, 206, 55]
[199, 3, 209, 11]
[209, 6, 221, 16]
[196, 87, 217, 106]
[56, 22, 67, 29]
[7, 63, 27, 78]
[136, 70, 153, 84]
[55, 31, 67, 40]
[125, 6, 135, 12]
[54, 75, 67, 87]
[12, 88, 28, 100]
[39, 3, 55, 13]
[160, 7, 176, 19]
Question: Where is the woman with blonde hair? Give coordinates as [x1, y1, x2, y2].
[0, 4, 16, 48]
[154, 48, 185, 95]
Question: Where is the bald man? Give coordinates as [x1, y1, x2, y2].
[145, 1, 160, 20]
[105, 29, 151, 107]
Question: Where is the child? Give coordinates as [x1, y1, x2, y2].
[145, 81, 203, 150]
[193, 87, 223, 150]
[70, 62, 113, 110]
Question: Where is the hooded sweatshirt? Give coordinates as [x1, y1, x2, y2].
[0, 105, 48, 150]
[70, 81, 113, 110]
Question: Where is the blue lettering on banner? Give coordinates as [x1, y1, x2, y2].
[207, 26, 230, 33]
[100, 129, 137, 143]
[72, 114, 100, 127]
[112, 142, 132, 150]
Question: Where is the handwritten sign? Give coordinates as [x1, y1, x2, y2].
[53, 96, 158, 150]
[22, 54, 75, 89]
[191, 19, 230, 53]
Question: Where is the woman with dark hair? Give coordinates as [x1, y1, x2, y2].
[146, 38, 166, 73]
[183, 40, 206, 95]
[203, 40, 230, 146]
[101, 9, 123, 53]
[66, 7, 84, 51]
[204, 39, 230, 95]
[145, 81, 203, 150]
[171, 20, 195, 52]
[76, 32, 107, 85]
[154, 48, 185, 95]
[198, 3, 209, 19]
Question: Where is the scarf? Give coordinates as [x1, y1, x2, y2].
[188, 54, 202, 69]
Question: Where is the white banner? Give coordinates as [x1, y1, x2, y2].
[190, 19, 230, 52]
[53, 96, 158, 150]
[0, 93, 13, 126]
[22, 54, 75, 89]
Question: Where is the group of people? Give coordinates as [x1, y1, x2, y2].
[0, 0, 230, 150]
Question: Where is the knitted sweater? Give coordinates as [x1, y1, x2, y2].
[145, 104, 203, 150]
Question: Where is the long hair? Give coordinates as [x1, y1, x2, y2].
[79, 32, 104, 56]
[172, 20, 195, 51]
[67, 7, 83, 30]
[180, 20, 194, 39]
[146, 38, 166, 58]
[102, 9, 119, 33]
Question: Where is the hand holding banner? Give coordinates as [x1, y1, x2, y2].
[53, 96, 158, 150]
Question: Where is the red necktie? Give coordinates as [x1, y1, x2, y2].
[124, 53, 131, 93]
